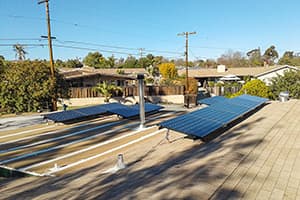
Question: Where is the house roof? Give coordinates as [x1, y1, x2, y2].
[255, 65, 299, 77]
[59, 67, 148, 80]
[178, 65, 299, 78]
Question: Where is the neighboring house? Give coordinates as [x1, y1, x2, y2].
[255, 65, 299, 85]
[178, 65, 299, 86]
[59, 66, 148, 87]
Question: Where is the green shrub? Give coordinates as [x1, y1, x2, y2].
[0, 60, 69, 113]
[269, 70, 300, 99]
[233, 79, 272, 98]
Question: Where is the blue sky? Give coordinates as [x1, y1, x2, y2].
[1, 0, 300, 61]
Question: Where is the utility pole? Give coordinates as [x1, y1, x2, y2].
[138, 48, 145, 68]
[38, 0, 57, 111]
[138, 48, 145, 58]
[177, 31, 196, 108]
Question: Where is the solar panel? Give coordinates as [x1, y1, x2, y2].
[75, 105, 107, 116]
[189, 108, 240, 124]
[44, 102, 163, 122]
[160, 95, 268, 141]
[160, 115, 223, 138]
[227, 98, 261, 109]
[109, 103, 163, 118]
[43, 103, 126, 122]
[44, 110, 86, 122]
[198, 96, 227, 105]
[236, 94, 268, 103]
[209, 101, 251, 115]
[131, 103, 164, 113]
[108, 106, 140, 118]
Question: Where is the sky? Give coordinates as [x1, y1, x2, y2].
[1, 0, 300, 61]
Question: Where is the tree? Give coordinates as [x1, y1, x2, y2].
[0, 60, 69, 113]
[55, 59, 65, 68]
[204, 59, 218, 68]
[278, 51, 300, 66]
[178, 76, 198, 94]
[278, 51, 294, 65]
[93, 81, 122, 102]
[115, 57, 125, 68]
[83, 52, 107, 68]
[13, 44, 27, 60]
[217, 50, 249, 68]
[136, 57, 149, 68]
[263, 45, 279, 66]
[122, 55, 138, 68]
[234, 79, 272, 98]
[269, 70, 300, 99]
[0, 55, 6, 74]
[158, 62, 178, 79]
[65, 59, 83, 68]
[247, 48, 263, 66]
[107, 55, 116, 68]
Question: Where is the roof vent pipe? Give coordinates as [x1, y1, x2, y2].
[137, 74, 146, 129]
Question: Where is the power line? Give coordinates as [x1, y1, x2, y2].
[190, 45, 248, 52]
[0, 38, 47, 41]
[58, 40, 139, 51]
[52, 44, 140, 56]
[0, 44, 47, 47]
[57, 40, 182, 55]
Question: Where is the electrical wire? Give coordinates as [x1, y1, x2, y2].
[52, 44, 140, 56]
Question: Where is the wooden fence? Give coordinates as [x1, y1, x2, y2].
[69, 85, 185, 98]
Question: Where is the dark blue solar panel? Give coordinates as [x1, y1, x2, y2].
[189, 108, 240, 124]
[160, 115, 223, 138]
[227, 98, 261, 108]
[209, 101, 250, 115]
[110, 103, 163, 118]
[160, 95, 267, 140]
[131, 103, 164, 113]
[108, 107, 140, 118]
[44, 102, 163, 121]
[44, 110, 86, 122]
[236, 94, 268, 103]
[75, 105, 107, 116]
[100, 103, 129, 110]
[198, 96, 227, 105]
[44, 103, 126, 122]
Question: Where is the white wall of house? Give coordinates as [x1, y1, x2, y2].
[257, 67, 296, 85]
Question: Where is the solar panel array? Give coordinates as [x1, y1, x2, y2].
[160, 95, 268, 141]
[108, 103, 164, 118]
[198, 96, 227, 105]
[43, 103, 163, 122]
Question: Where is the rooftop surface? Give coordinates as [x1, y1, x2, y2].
[178, 65, 299, 78]
[0, 100, 300, 200]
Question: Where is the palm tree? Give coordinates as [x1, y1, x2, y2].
[13, 44, 27, 60]
[93, 81, 122, 102]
